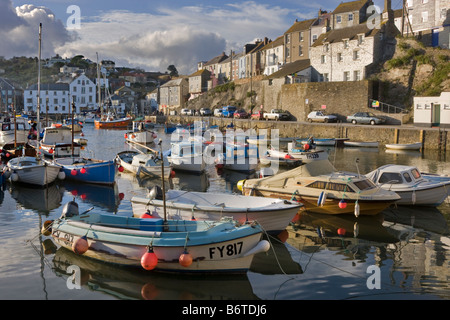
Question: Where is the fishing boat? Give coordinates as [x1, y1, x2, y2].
[0, 119, 30, 145]
[49, 201, 270, 273]
[125, 121, 157, 145]
[237, 159, 401, 216]
[4, 156, 65, 186]
[131, 187, 302, 234]
[385, 142, 422, 151]
[0, 141, 37, 163]
[115, 150, 172, 179]
[167, 141, 205, 173]
[51, 156, 116, 185]
[215, 142, 259, 173]
[94, 113, 133, 129]
[37, 126, 81, 158]
[260, 148, 302, 167]
[365, 164, 450, 206]
[62, 119, 83, 133]
[344, 141, 379, 148]
[287, 142, 329, 163]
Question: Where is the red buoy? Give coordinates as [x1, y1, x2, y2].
[71, 169, 77, 176]
[141, 247, 158, 270]
[338, 200, 347, 209]
[337, 228, 346, 236]
[118, 166, 124, 172]
[80, 167, 86, 174]
[179, 250, 193, 267]
[141, 211, 154, 219]
[303, 144, 310, 150]
[72, 235, 89, 255]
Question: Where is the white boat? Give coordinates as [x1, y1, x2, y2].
[49, 201, 270, 273]
[115, 150, 172, 179]
[296, 137, 336, 146]
[37, 126, 81, 158]
[125, 121, 157, 145]
[344, 141, 379, 148]
[365, 164, 450, 206]
[131, 188, 302, 234]
[385, 142, 422, 151]
[5, 156, 64, 186]
[215, 142, 259, 173]
[287, 143, 329, 163]
[167, 141, 205, 173]
[0, 120, 30, 145]
[237, 159, 401, 216]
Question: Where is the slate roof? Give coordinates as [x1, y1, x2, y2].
[27, 83, 70, 91]
[284, 18, 317, 34]
[204, 53, 229, 66]
[332, 0, 369, 15]
[260, 36, 284, 51]
[266, 59, 311, 79]
[311, 23, 380, 47]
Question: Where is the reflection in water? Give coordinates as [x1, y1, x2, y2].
[61, 180, 122, 213]
[52, 247, 257, 300]
[9, 183, 64, 213]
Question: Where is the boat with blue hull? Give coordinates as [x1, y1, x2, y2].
[49, 202, 270, 274]
[52, 157, 117, 185]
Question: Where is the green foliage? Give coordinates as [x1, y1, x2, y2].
[386, 47, 423, 69]
[398, 42, 409, 51]
[246, 90, 256, 97]
[415, 61, 450, 96]
[213, 82, 235, 93]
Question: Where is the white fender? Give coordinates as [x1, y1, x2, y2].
[243, 240, 270, 257]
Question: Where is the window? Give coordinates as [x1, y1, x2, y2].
[321, 55, 326, 64]
[312, 34, 318, 42]
[299, 32, 304, 42]
[306, 181, 355, 192]
[344, 39, 349, 48]
[343, 71, 350, 81]
[348, 13, 353, 21]
[353, 179, 376, 190]
[354, 70, 361, 81]
[378, 172, 402, 184]
[422, 11, 428, 22]
[323, 44, 329, 52]
[411, 169, 421, 179]
[358, 35, 364, 45]
[353, 50, 360, 60]
[337, 52, 343, 62]
[323, 73, 329, 82]
[402, 172, 412, 183]
[54, 98, 58, 104]
[299, 45, 303, 56]
[285, 34, 290, 44]
[336, 15, 342, 23]
[73, 86, 77, 92]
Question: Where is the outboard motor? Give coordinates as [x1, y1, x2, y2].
[60, 200, 79, 219]
[148, 185, 163, 200]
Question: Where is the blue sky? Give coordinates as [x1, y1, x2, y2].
[5, 0, 398, 74]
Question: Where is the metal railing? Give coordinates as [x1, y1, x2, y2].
[368, 99, 408, 114]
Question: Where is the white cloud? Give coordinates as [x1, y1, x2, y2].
[0, 0, 70, 58]
[56, 1, 297, 74]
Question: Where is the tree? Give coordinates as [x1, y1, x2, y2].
[167, 65, 178, 77]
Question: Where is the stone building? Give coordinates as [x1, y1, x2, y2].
[24, 83, 70, 115]
[159, 78, 189, 114]
[188, 69, 211, 99]
[70, 74, 97, 112]
[284, 19, 316, 64]
[330, 0, 374, 30]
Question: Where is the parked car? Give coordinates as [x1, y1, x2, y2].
[263, 109, 290, 121]
[181, 108, 193, 116]
[213, 108, 222, 117]
[200, 108, 212, 116]
[222, 105, 237, 118]
[234, 109, 249, 119]
[307, 111, 338, 123]
[347, 112, 386, 125]
[251, 110, 264, 120]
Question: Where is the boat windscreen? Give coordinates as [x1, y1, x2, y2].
[353, 179, 377, 190]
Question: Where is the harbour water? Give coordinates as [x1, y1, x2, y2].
[0, 123, 449, 301]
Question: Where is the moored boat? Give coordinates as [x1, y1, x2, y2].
[52, 156, 117, 185]
[385, 142, 422, 151]
[125, 121, 157, 145]
[37, 126, 81, 158]
[237, 159, 400, 216]
[95, 113, 133, 129]
[115, 150, 172, 179]
[365, 164, 450, 206]
[49, 201, 270, 273]
[5, 156, 65, 186]
[167, 140, 205, 173]
[344, 141, 379, 148]
[131, 187, 302, 234]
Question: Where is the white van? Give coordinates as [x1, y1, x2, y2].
[213, 109, 222, 117]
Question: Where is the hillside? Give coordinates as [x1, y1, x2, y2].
[373, 38, 450, 109]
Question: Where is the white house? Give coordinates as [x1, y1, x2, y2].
[24, 83, 70, 115]
[262, 36, 285, 76]
[414, 92, 450, 128]
[69, 74, 97, 112]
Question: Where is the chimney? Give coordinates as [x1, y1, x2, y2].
[382, 0, 393, 23]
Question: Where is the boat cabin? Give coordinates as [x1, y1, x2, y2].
[368, 165, 423, 185]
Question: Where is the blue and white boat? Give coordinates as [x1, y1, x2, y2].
[52, 156, 117, 185]
[167, 140, 205, 173]
[215, 142, 259, 173]
[49, 201, 270, 273]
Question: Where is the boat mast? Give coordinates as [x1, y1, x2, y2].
[71, 97, 75, 157]
[96, 53, 102, 117]
[37, 23, 42, 137]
